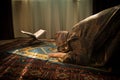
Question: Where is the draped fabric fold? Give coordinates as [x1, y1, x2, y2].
[62, 5, 120, 73]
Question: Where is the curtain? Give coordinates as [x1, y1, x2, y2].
[12, 0, 93, 39]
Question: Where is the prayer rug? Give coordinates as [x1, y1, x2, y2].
[7, 42, 60, 62]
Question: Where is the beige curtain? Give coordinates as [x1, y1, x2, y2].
[12, 0, 93, 39]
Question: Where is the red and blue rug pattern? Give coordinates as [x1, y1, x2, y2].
[0, 41, 119, 80]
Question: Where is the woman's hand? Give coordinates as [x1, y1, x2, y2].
[48, 52, 67, 58]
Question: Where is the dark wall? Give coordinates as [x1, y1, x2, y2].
[0, 0, 14, 40]
[93, 0, 120, 14]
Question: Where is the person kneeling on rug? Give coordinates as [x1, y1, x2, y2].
[48, 5, 120, 73]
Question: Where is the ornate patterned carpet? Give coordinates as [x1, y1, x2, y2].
[0, 38, 119, 80]
[7, 42, 60, 62]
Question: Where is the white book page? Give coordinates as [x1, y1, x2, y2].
[21, 30, 33, 35]
[33, 29, 46, 38]
[21, 30, 35, 38]
[21, 29, 46, 39]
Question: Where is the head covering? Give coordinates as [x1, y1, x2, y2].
[63, 5, 120, 70]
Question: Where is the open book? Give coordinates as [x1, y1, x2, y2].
[21, 29, 46, 39]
